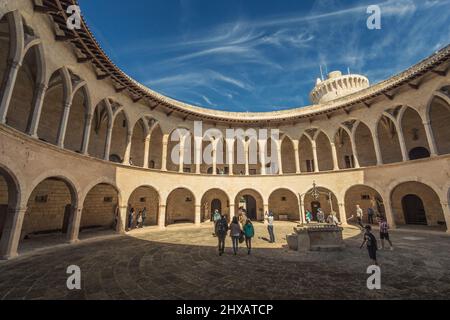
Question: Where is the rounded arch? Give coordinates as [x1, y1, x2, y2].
[130, 118, 148, 167]
[0, 164, 21, 209]
[334, 127, 354, 169]
[400, 106, 430, 160]
[268, 188, 299, 221]
[390, 181, 445, 228]
[166, 187, 196, 225]
[354, 121, 377, 167]
[88, 99, 112, 159]
[234, 189, 264, 221]
[109, 109, 129, 163]
[167, 127, 192, 172]
[298, 132, 314, 172]
[303, 186, 339, 221]
[377, 114, 403, 164]
[427, 91, 450, 155]
[148, 123, 163, 169]
[201, 188, 230, 222]
[127, 185, 160, 227]
[280, 135, 296, 174]
[344, 184, 385, 223]
[315, 131, 333, 171]
[81, 182, 120, 233]
[65, 83, 91, 153]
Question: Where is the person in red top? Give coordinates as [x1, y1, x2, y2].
[379, 217, 394, 251]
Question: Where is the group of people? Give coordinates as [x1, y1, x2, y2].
[305, 208, 341, 226]
[211, 209, 277, 256]
[127, 206, 147, 231]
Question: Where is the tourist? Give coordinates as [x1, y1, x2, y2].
[356, 205, 364, 229]
[229, 216, 242, 255]
[305, 210, 313, 224]
[212, 209, 221, 236]
[368, 207, 375, 225]
[360, 225, 378, 266]
[266, 211, 275, 243]
[317, 208, 325, 223]
[239, 209, 248, 227]
[379, 217, 394, 250]
[328, 212, 341, 226]
[137, 211, 143, 228]
[128, 207, 135, 230]
[216, 214, 228, 256]
[141, 207, 147, 227]
[243, 219, 255, 255]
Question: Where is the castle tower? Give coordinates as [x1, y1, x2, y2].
[309, 70, 370, 104]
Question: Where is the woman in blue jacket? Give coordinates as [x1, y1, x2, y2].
[243, 219, 255, 255]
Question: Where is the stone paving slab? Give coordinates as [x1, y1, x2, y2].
[1, 222, 450, 300]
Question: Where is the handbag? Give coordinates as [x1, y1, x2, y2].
[239, 231, 245, 243]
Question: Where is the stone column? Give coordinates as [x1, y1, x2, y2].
[229, 203, 235, 220]
[349, 136, 360, 168]
[195, 204, 202, 226]
[143, 135, 151, 168]
[441, 202, 450, 234]
[423, 121, 438, 156]
[158, 204, 166, 229]
[161, 133, 169, 171]
[104, 125, 113, 161]
[178, 138, 185, 173]
[212, 142, 217, 175]
[245, 148, 250, 176]
[258, 140, 267, 175]
[311, 140, 319, 172]
[371, 129, 383, 165]
[57, 102, 72, 148]
[27, 83, 48, 137]
[0, 207, 27, 260]
[81, 113, 93, 155]
[263, 203, 269, 216]
[383, 196, 397, 229]
[395, 123, 409, 162]
[122, 131, 132, 165]
[0, 60, 22, 124]
[226, 138, 234, 176]
[292, 139, 301, 174]
[338, 202, 348, 226]
[117, 205, 128, 234]
[277, 145, 283, 175]
[66, 206, 83, 243]
[195, 137, 202, 174]
[330, 142, 339, 171]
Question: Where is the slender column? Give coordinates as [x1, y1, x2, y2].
[226, 138, 234, 176]
[66, 206, 83, 243]
[27, 83, 48, 137]
[371, 129, 383, 165]
[395, 123, 409, 161]
[263, 204, 269, 221]
[311, 140, 319, 172]
[0, 207, 27, 260]
[158, 204, 166, 229]
[423, 121, 438, 156]
[81, 113, 93, 155]
[349, 135, 360, 168]
[258, 140, 267, 175]
[292, 139, 301, 174]
[195, 137, 202, 174]
[195, 204, 202, 226]
[277, 145, 283, 175]
[383, 195, 397, 229]
[338, 202, 348, 226]
[104, 125, 113, 161]
[57, 102, 72, 148]
[143, 135, 151, 168]
[441, 202, 450, 234]
[178, 138, 185, 173]
[229, 203, 235, 220]
[161, 134, 169, 171]
[0, 60, 22, 124]
[123, 131, 132, 165]
[212, 141, 218, 175]
[330, 142, 339, 171]
[299, 194, 306, 224]
[245, 148, 250, 176]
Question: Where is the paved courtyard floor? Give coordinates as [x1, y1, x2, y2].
[1, 222, 450, 300]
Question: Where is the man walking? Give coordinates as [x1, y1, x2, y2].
[379, 217, 394, 250]
[368, 207, 375, 225]
[356, 205, 364, 229]
[128, 207, 135, 231]
[212, 209, 221, 236]
[216, 214, 228, 256]
[266, 211, 275, 243]
[141, 207, 147, 227]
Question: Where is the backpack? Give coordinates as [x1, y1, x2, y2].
[217, 219, 227, 234]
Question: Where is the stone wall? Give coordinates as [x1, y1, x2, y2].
[128, 186, 159, 226]
[166, 188, 195, 224]
[80, 184, 118, 229]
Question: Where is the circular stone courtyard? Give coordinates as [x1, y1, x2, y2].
[0, 222, 449, 300]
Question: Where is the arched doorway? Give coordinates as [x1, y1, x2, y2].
[303, 186, 339, 221]
[409, 147, 430, 160]
[0, 166, 20, 258]
[201, 189, 229, 222]
[20, 177, 77, 252]
[268, 189, 299, 221]
[234, 189, 263, 221]
[128, 186, 159, 227]
[166, 188, 195, 225]
[402, 195, 427, 225]
[81, 183, 119, 234]
[391, 181, 445, 228]
[428, 92, 450, 155]
[344, 185, 385, 224]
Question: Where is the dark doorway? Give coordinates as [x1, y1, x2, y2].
[244, 195, 257, 220]
[62, 204, 72, 234]
[311, 201, 321, 220]
[211, 199, 222, 215]
[402, 194, 428, 225]
[0, 204, 7, 238]
[409, 147, 430, 160]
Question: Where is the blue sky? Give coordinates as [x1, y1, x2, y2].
[78, 0, 450, 112]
